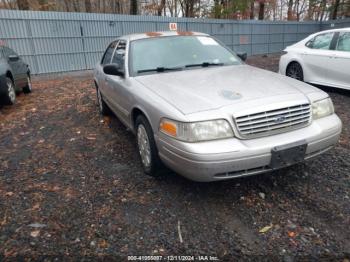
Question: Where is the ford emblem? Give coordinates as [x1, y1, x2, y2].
[275, 115, 286, 123]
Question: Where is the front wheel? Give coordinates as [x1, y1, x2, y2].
[286, 62, 304, 81]
[135, 115, 163, 177]
[2, 77, 16, 105]
[96, 87, 111, 115]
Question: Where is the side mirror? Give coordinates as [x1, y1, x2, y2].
[236, 52, 247, 61]
[103, 64, 124, 77]
[8, 55, 19, 62]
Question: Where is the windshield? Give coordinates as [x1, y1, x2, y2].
[129, 36, 241, 76]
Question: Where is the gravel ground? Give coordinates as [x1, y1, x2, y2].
[0, 54, 349, 261]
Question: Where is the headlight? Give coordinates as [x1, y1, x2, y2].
[312, 98, 334, 120]
[159, 118, 234, 142]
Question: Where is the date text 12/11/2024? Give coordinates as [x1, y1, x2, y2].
[127, 255, 219, 261]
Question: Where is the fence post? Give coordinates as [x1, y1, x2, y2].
[25, 19, 39, 74]
[80, 22, 88, 70]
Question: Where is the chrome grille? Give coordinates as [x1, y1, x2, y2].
[235, 103, 311, 138]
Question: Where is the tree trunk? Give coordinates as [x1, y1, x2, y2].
[250, 0, 254, 19]
[130, 0, 138, 14]
[175, 0, 178, 17]
[214, 0, 220, 18]
[17, 0, 30, 10]
[320, 0, 327, 21]
[158, 0, 166, 16]
[295, 0, 300, 21]
[85, 0, 92, 12]
[332, 0, 340, 19]
[346, 0, 350, 17]
[287, 0, 293, 20]
[258, 0, 265, 20]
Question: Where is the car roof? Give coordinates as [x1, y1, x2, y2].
[120, 31, 209, 41]
[317, 27, 350, 34]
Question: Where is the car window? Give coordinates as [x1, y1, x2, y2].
[306, 33, 334, 50]
[336, 32, 350, 52]
[101, 41, 118, 65]
[111, 40, 126, 71]
[129, 36, 241, 76]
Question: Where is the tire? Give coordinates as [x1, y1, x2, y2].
[286, 62, 304, 81]
[23, 73, 32, 94]
[2, 77, 16, 105]
[96, 86, 111, 115]
[135, 115, 163, 177]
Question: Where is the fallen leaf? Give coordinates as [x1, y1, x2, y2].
[259, 224, 273, 233]
[98, 239, 109, 248]
[288, 231, 296, 238]
[32, 203, 40, 210]
[30, 230, 40, 237]
[5, 192, 14, 197]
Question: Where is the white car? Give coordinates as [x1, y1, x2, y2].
[279, 28, 350, 90]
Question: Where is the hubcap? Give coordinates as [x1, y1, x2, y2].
[287, 64, 302, 80]
[137, 124, 151, 168]
[7, 81, 15, 103]
[97, 89, 103, 112]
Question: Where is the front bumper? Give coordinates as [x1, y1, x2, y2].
[156, 114, 342, 182]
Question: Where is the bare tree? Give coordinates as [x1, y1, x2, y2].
[250, 0, 254, 19]
[85, 0, 91, 12]
[17, 0, 30, 10]
[258, 0, 265, 19]
[130, 0, 138, 14]
[332, 0, 340, 19]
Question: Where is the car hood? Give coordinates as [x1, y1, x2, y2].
[135, 65, 319, 115]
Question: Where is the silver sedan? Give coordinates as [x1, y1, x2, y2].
[94, 31, 342, 182]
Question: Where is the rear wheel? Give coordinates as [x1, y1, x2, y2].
[135, 115, 163, 177]
[286, 62, 304, 81]
[3, 77, 16, 105]
[23, 73, 32, 93]
[96, 86, 111, 115]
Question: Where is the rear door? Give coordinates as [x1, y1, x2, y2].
[302, 32, 335, 85]
[326, 31, 350, 89]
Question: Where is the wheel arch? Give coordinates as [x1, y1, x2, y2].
[286, 59, 306, 80]
[5, 70, 14, 82]
[131, 107, 154, 134]
[286, 60, 304, 73]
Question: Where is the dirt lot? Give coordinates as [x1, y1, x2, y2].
[0, 54, 349, 261]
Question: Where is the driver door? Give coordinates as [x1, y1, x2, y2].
[108, 40, 131, 125]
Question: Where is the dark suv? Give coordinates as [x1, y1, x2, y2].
[0, 45, 31, 105]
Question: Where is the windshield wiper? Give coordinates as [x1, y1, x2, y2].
[137, 66, 183, 73]
[185, 62, 224, 68]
